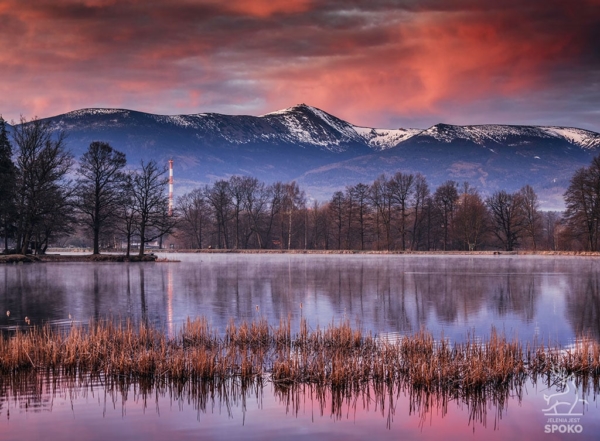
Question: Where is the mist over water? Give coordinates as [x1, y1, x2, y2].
[2, 254, 600, 440]
[1, 254, 599, 344]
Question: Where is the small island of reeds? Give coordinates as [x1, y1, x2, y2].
[1, 318, 599, 399]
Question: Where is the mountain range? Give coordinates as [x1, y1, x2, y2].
[9, 104, 600, 209]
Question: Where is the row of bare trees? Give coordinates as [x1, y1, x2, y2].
[175, 173, 564, 251]
[0, 117, 174, 256]
[2, 115, 599, 253]
[563, 156, 600, 251]
[177, 178, 306, 250]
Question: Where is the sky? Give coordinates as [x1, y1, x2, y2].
[1, 0, 599, 131]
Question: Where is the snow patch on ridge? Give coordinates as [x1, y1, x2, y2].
[65, 108, 130, 118]
[542, 127, 600, 149]
[420, 124, 549, 144]
[419, 124, 600, 150]
[353, 126, 422, 150]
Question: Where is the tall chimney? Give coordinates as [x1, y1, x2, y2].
[168, 159, 174, 216]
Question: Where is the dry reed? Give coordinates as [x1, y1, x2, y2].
[1, 318, 599, 399]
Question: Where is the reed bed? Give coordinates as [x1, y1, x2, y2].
[1, 317, 599, 398]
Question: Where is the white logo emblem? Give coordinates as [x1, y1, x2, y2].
[542, 368, 588, 416]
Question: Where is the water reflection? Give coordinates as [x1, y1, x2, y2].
[566, 272, 600, 340]
[1, 255, 599, 344]
[0, 371, 598, 440]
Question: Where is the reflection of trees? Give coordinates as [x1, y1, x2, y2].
[490, 275, 537, 322]
[566, 273, 600, 340]
[173, 256, 545, 334]
[0, 371, 522, 432]
[413, 270, 488, 324]
[3, 256, 590, 340]
[0, 265, 68, 327]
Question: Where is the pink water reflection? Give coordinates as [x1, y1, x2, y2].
[0, 376, 598, 441]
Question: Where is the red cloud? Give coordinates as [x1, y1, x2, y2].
[220, 0, 313, 17]
[0, 0, 598, 130]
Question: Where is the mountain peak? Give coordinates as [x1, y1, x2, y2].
[64, 108, 132, 118]
[261, 103, 325, 117]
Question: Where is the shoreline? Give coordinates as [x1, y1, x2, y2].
[153, 248, 600, 256]
[0, 253, 157, 264]
[3, 248, 600, 264]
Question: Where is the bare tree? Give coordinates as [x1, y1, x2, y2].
[520, 184, 542, 250]
[486, 190, 525, 251]
[228, 176, 246, 249]
[75, 141, 127, 254]
[240, 177, 269, 248]
[130, 160, 175, 257]
[348, 183, 371, 250]
[541, 211, 561, 251]
[308, 200, 329, 249]
[434, 181, 459, 251]
[12, 117, 74, 254]
[453, 185, 489, 250]
[423, 195, 442, 250]
[115, 172, 139, 257]
[388, 172, 414, 250]
[344, 187, 355, 249]
[410, 173, 429, 250]
[264, 182, 284, 249]
[564, 157, 600, 251]
[176, 188, 208, 249]
[205, 180, 233, 249]
[283, 181, 305, 249]
[32, 185, 77, 254]
[329, 191, 345, 249]
[370, 175, 393, 250]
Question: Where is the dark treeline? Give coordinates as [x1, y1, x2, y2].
[0, 117, 174, 256]
[176, 174, 564, 251]
[1, 115, 600, 253]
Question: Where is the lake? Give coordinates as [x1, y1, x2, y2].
[1, 254, 599, 439]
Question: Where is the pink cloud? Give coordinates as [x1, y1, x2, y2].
[0, 0, 598, 130]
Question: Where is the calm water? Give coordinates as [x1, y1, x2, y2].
[1, 253, 600, 440]
[2, 253, 600, 343]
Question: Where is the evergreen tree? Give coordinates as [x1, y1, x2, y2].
[0, 116, 17, 252]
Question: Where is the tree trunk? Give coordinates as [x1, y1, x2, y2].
[138, 222, 146, 257]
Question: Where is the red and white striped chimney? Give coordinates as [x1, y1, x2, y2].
[168, 159, 174, 216]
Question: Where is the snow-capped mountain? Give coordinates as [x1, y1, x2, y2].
[10, 104, 600, 208]
[49, 104, 600, 154]
[414, 123, 600, 150]
[56, 104, 370, 154]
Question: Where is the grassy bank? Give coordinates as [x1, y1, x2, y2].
[152, 248, 600, 256]
[0, 254, 40, 264]
[6, 248, 597, 264]
[1, 318, 598, 396]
